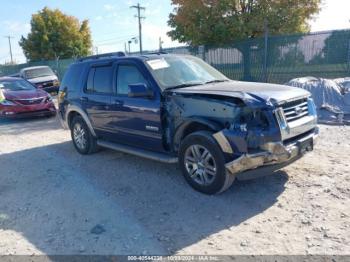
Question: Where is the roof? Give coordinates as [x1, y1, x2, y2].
[75, 52, 185, 64]
[20, 66, 52, 71]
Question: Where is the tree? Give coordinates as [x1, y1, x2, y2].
[168, 0, 321, 80]
[321, 30, 350, 64]
[19, 7, 92, 61]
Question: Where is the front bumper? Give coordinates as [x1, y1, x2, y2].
[225, 127, 319, 176]
[42, 85, 59, 93]
[0, 103, 56, 118]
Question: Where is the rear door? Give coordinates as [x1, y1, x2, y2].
[109, 61, 164, 152]
[81, 64, 114, 138]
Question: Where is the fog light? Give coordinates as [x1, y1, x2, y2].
[5, 112, 15, 115]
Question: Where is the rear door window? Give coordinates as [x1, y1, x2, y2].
[86, 66, 113, 94]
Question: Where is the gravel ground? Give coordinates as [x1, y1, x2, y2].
[0, 116, 349, 255]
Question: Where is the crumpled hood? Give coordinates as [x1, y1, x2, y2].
[2, 88, 48, 100]
[27, 75, 57, 84]
[171, 80, 310, 106]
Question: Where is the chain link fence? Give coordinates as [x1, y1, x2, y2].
[1, 29, 349, 84]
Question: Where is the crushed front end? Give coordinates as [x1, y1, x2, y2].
[213, 96, 319, 178]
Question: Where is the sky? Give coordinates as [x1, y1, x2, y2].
[0, 0, 349, 64]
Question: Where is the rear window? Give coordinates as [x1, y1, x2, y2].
[86, 66, 113, 94]
[61, 64, 84, 91]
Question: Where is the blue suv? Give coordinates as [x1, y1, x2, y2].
[58, 52, 318, 194]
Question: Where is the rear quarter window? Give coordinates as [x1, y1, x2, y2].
[61, 64, 84, 91]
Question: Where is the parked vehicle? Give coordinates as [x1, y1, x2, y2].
[19, 66, 60, 93]
[58, 52, 318, 194]
[0, 77, 56, 118]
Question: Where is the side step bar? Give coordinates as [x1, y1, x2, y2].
[97, 140, 178, 164]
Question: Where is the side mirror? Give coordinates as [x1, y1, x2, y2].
[128, 83, 154, 98]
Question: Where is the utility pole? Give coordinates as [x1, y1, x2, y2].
[159, 37, 164, 52]
[128, 40, 132, 53]
[4, 36, 14, 64]
[131, 3, 145, 54]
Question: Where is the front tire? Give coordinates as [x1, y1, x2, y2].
[179, 131, 235, 194]
[70, 116, 98, 155]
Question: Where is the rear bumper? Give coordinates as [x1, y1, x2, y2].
[58, 110, 68, 129]
[225, 127, 319, 176]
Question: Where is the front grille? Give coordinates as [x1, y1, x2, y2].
[36, 81, 54, 88]
[281, 98, 309, 122]
[14, 98, 44, 105]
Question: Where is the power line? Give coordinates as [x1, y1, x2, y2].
[95, 34, 136, 44]
[4, 36, 14, 64]
[98, 38, 135, 46]
[130, 3, 145, 54]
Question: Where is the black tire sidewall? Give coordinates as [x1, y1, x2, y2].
[71, 116, 92, 155]
[179, 131, 227, 195]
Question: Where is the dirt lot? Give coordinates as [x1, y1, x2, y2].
[0, 116, 349, 255]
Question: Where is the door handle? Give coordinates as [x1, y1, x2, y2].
[113, 99, 123, 106]
[80, 97, 89, 102]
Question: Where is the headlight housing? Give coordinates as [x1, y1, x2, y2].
[307, 97, 317, 116]
[45, 94, 53, 103]
[0, 99, 16, 106]
[230, 108, 269, 131]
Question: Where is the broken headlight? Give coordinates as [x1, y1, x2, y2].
[230, 108, 269, 131]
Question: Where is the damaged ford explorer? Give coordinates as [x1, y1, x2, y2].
[58, 53, 318, 194]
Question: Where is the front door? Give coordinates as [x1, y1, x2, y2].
[110, 62, 163, 152]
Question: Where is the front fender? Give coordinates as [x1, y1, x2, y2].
[173, 117, 222, 150]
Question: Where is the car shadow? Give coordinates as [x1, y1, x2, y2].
[0, 138, 288, 255]
[0, 115, 60, 134]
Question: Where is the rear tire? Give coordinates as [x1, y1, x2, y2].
[70, 115, 98, 155]
[179, 131, 235, 194]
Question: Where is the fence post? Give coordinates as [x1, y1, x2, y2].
[263, 18, 269, 83]
[55, 56, 60, 80]
[198, 45, 206, 61]
[348, 40, 350, 75]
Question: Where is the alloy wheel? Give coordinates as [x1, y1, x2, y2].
[184, 144, 217, 185]
[73, 123, 87, 150]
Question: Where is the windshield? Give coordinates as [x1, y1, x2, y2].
[146, 56, 228, 90]
[0, 79, 36, 91]
[24, 67, 55, 79]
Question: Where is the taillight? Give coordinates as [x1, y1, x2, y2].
[58, 91, 66, 104]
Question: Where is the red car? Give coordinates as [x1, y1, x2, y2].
[0, 77, 56, 118]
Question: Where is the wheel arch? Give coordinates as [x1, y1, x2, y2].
[66, 106, 97, 137]
[173, 118, 222, 152]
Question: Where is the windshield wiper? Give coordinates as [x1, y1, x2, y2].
[205, 79, 229, 84]
[165, 82, 204, 90]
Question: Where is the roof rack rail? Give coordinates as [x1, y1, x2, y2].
[78, 52, 126, 62]
[144, 51, 168, 55]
